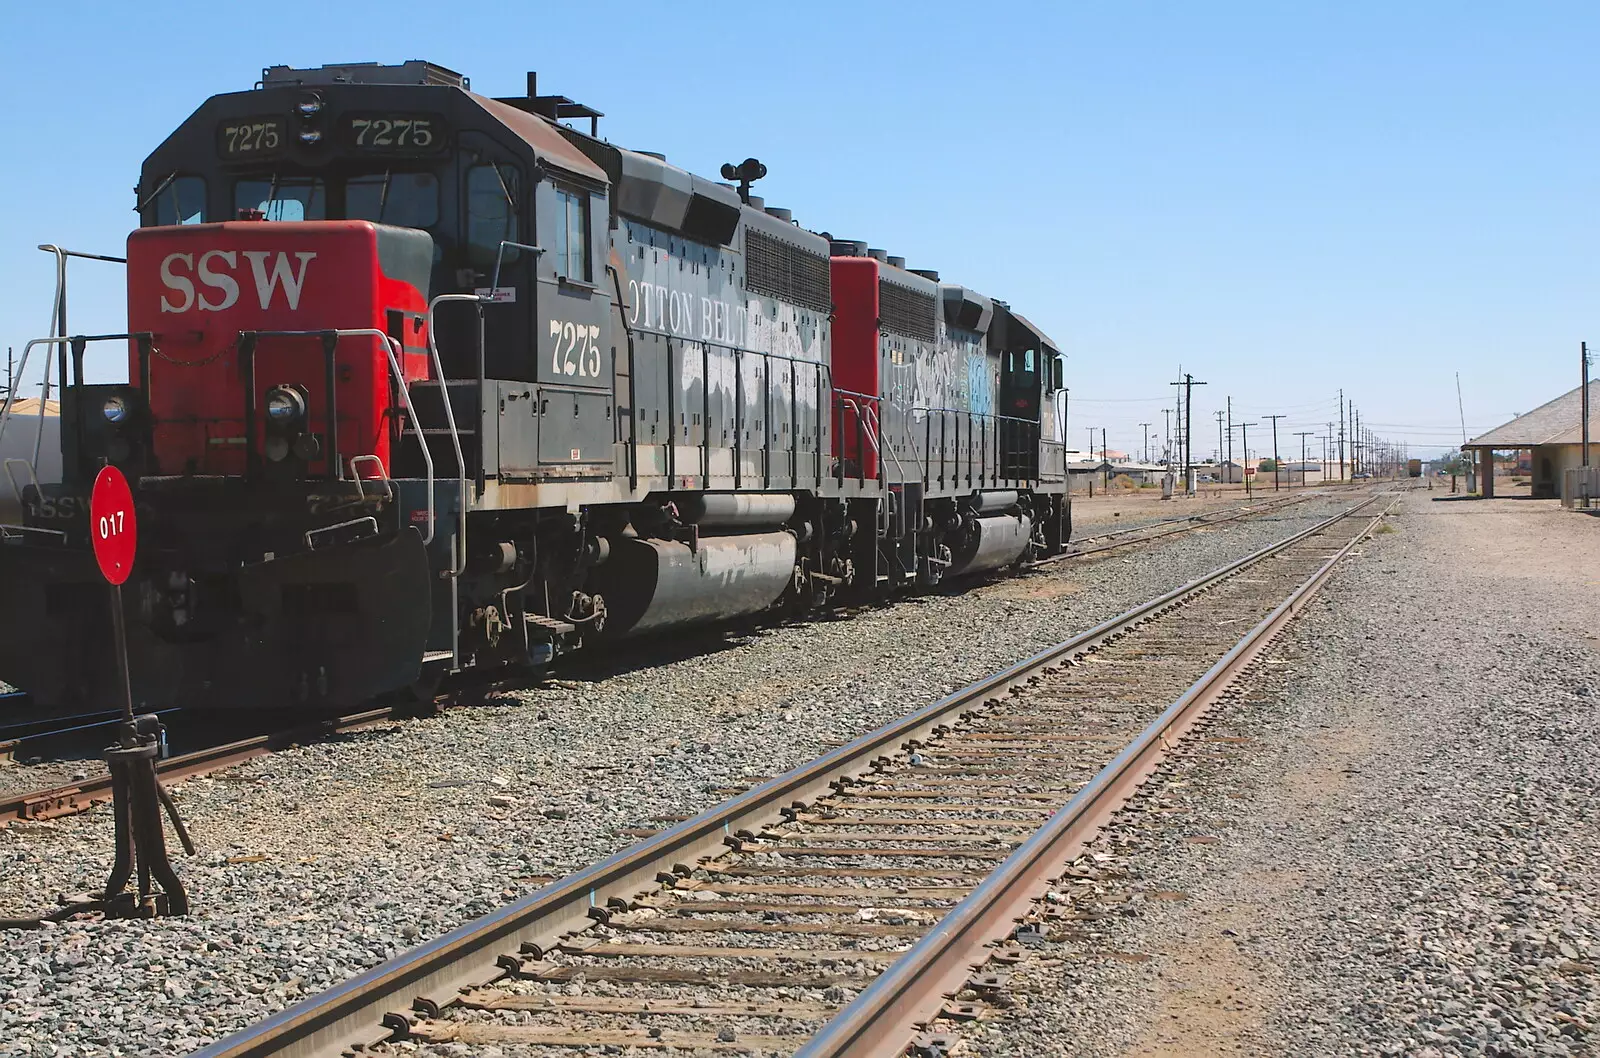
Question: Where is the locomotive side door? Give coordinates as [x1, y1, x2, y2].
[457, 130, 534, 381]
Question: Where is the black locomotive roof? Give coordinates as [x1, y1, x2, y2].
[993, 305, 1060, 357]
[140, 67, 607, 194]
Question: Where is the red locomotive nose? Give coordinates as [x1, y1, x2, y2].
[125, 219, 433, 478]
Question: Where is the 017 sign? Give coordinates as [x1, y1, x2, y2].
[90, 465, 138, 585]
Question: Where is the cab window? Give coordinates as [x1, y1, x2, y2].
[346, 172, 439, 229]
[234, 177, 326, 221]
[551, 185, 591, 282]
[153, 176, 206, 226]
[466, 163, 521, 272]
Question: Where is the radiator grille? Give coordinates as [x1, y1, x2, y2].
[744, 229, 831, 313]
[878, 279, 938, 342]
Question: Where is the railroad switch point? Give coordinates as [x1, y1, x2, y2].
[97, 714, 196, 918]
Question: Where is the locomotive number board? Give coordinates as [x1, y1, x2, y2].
[342, 113, 446, 154]
[218, 117, 285, 160]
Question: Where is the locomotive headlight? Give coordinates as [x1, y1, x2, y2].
[102, 396, 129, 424]
[298, 130, 322, 144]
[296, 99, 322, 117]
[264, 386, 307, 425]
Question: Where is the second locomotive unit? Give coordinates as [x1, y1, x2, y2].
[0, 61, 1069, 714]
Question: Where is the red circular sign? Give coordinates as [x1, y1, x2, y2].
[90, 465, 138, 585]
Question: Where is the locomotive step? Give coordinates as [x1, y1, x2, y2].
[525, 614, 578, 635]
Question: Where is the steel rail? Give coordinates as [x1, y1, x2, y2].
[0, 707, 396, 825]
[1038, 484, 1361, 565]
[796, 495, 1399, 1058]
[1066, 487, 1321, 545]
[188, 493, 1383, 1058]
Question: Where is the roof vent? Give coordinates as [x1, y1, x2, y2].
[830, 239, 870, 257]
[765, 206, 793, 222]
[887, 255, 906, 269]
[867, 248, 888, 262]
[746, 195, 765, 210]
[910, 268, 941, 281]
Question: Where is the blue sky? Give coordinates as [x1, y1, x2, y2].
[1, 1, 1594, 461]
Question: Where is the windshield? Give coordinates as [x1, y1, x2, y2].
[235, 177, 325, 221]
[346, 172, 438, 228]
[232, 173, 438, 229]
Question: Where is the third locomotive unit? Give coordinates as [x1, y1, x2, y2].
[0, 61, 1070, 714]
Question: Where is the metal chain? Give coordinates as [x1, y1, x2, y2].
[150, 335, 237, 368]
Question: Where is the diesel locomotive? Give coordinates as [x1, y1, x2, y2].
[0, 61, 1069, 715]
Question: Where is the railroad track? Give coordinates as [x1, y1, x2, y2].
[189, 492, 1396, 1058]
[1, 487, 1359, 828]
[1042, 482, 1365, 564]
[0, 706, 401, 825]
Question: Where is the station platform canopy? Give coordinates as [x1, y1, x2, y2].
[1465, 380, 1597, 450]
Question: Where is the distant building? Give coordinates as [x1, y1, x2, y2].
[1216, 460, 1246, 484]
[1108, 462, 1167, 485]
[1465, 380, 1598, 500]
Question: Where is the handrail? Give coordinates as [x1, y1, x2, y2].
[347, 455, 395, 505]
[304, 517, 379, 550]
[488, 239, 543, 299]
[242, 329, 437, 545]
[0, 524, 67, 545]
[355, 329, 435, 546]
[3, 459, 40, 509]
[862, 400, 913, 488]
[425, 294, 479, 576]
[888, 404, 925, 486]
[0, 337, 71, 457]
[36, 245, 128, 469]
[836, 398, 881, 457]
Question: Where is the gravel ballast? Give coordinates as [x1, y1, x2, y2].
[0, 494, 1359, 1056]
[964, 493, 1600, 1057]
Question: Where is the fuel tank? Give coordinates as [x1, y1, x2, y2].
[589, 531, 798, 637]
[946, 514, 1033, 577]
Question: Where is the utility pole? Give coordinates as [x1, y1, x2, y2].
[1582, 341, 1591, 475]
[1102, 427, 1109, 487]
[1338, 390, 1346, 481]
[1264, 413, 1286, 491]
[1351, 406, 1360, 475]
[1232, 422, 1257, 496]
[3, 347, 13, 400]
[1170, 373, 1207, 495]
[1295, 431, 1314, 488]
[1226, 396, 1233, 481]
[1162, 408, 1171, 464]
[1215, 410, 1225, 472]
[1139, 422, 1151, 464]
